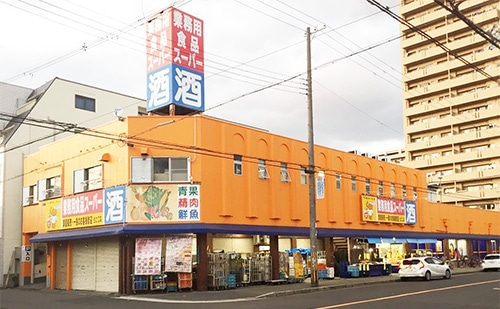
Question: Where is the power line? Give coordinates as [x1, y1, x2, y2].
[4, 111, 457, 201]
[367, 0, 498, 84]
[433, 0, 499, 49]
[3, 108, 494, 204]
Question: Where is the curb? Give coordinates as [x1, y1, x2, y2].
[257, 269, 481, 299]
[259, 277, 400, 298]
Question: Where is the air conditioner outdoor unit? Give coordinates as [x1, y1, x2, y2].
[280, 170, 291, 182]
[258, 168, 270, 179]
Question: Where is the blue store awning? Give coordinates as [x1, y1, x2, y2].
[380, 238, 407, 244]
[29, 225, 125, 242]
[368, 237, 439, 244]
[406, 238, 438, 244]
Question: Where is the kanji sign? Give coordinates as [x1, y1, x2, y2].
[146, 7, 204, 113]
[361, 195, 417, 225]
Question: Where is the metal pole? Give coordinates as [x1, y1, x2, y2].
[306, 26, 318, 287]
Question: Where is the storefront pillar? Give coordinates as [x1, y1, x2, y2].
[66, 242, 72, 291]
[20, 234, 32, 286]
[196, 233, 208, 291]
[48, 243, 56, 290]
[465, 239, 472, 257]
[324, 237, 334, 267]
[119, 236, 133, 295]
[486, 240, 492, 254]
[443, 239, 450, 259]
[291, 237, 298, 249]
[270, 235, 279, 280]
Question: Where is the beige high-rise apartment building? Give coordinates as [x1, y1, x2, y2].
[399, 0, 499, 210]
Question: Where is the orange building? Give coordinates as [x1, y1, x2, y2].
[22, 115, 499, 293]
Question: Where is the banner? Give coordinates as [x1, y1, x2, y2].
[134, 238, 162, 275]
[165, 235, 193, 273]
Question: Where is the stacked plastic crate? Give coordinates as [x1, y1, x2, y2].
[150, 274, 166, 291]
[318, 260, 327, 279]
[177, 273, 192, 290]
[132, 275, 148, 292]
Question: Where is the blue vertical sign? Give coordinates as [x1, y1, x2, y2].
[104, 186, 126, 225]
[404, 201, 417, 225]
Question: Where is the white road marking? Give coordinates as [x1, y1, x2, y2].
[116, 295, 261, 304]
[315, 279, 500, 309]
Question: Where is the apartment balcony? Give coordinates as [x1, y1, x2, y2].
[405, 127, 498, 154]
[435, 169, 498, 186]
[401, 7, 498, 50]
[441, 187, 500, 204]
[406, 105, 500, 134]
[403, 60, 500, 101]
[400, 0, 500, 27]
[403, 34, 486, 67]
[403, 5, 444, 29]
[403, 40, 496, 81]
[399, 0, 435, 17]
[425, 149, 499, 167]
[404, 86, 500, 117]
[399, 0, 488, 17]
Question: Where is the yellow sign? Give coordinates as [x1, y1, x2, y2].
[44, 198, 62, 231]
[361, 195, 377, 222]
[61, 213, 104, 229]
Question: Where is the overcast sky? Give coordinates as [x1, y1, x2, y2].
[1, 0, 404, 155]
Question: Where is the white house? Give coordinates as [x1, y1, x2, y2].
[0, 78, 145, 286]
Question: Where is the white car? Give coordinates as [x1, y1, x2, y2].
[481, 254, 500, 271]
[399, 256, 452, 281]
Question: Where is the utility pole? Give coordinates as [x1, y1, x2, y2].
[306, 26, 318, 287]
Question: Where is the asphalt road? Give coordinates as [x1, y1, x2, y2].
[1, 272, 499, 309]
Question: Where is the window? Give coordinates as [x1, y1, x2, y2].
[131, 157, 190, 183]
[37, 175, 61, 201]
[413, 187, 418, 201]
[300, 167, 307, 185]
[351, 176, 356, 192]
[280, 163, 291, 182]
[378, 180, 383, 196]
[365, 179, 371, 194]
[234, 155, 242, 176]
[22, 184, 38, 206]
[73, 165, 103, 194]
[75, 95, 95, 112]
[335, 174, 341, 190]
[257, 159, 269, 179]
[402, 185, 407, 200]
[391, 183, 396, 198]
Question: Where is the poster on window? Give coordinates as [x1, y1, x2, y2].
[134, 238, 162, 275]
[165, 235, 193, 273]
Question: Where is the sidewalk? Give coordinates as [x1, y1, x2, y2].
[117, 267, 481, 303]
